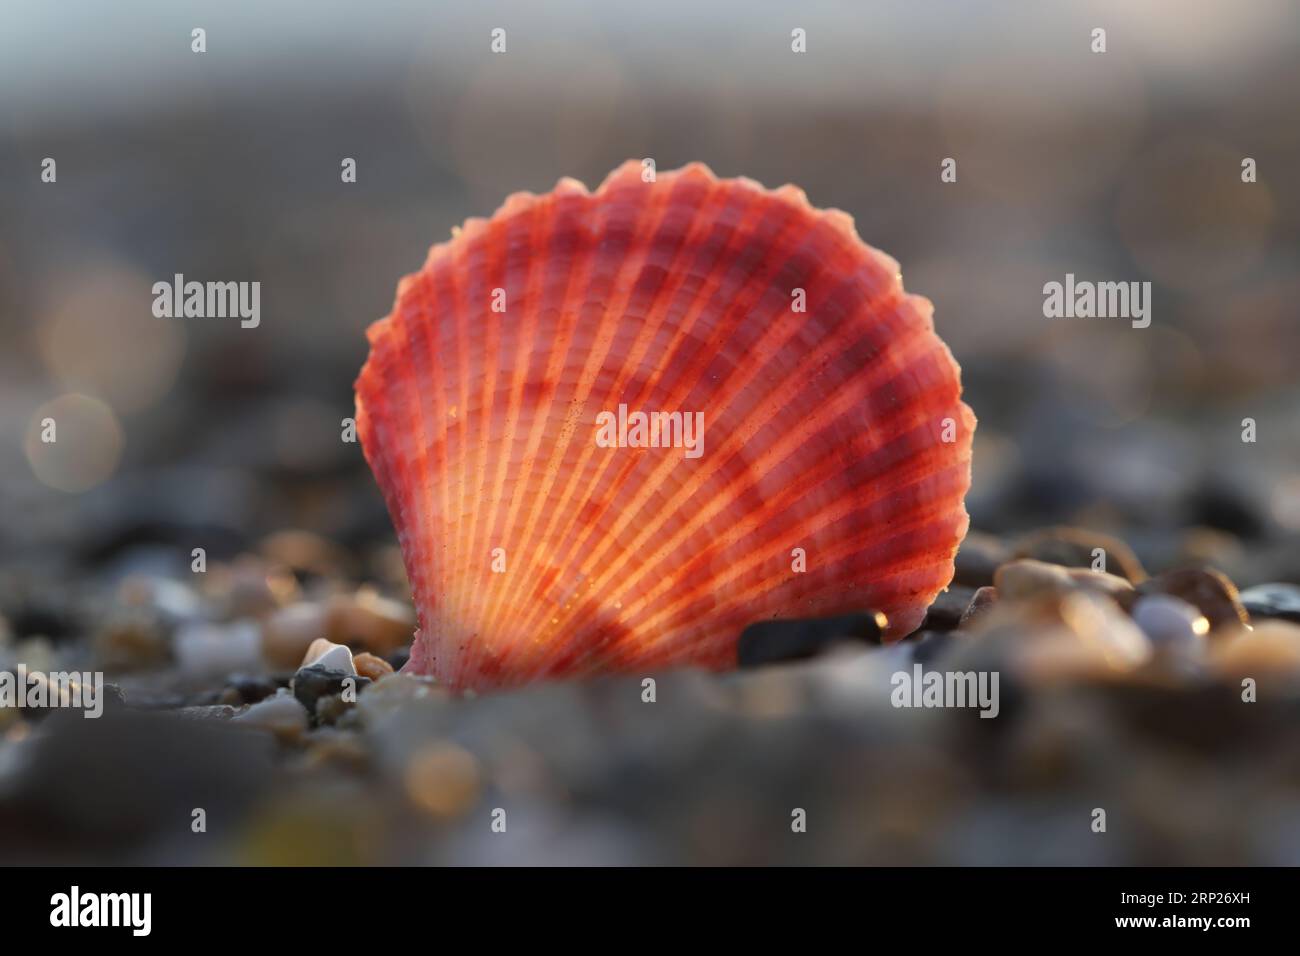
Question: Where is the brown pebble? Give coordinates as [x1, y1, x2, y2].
[1138, 567, 1250, 633]
[1209, 622, 1300, 678]
[261, 602, 327, 670]
[259, 529, 355, 579]
[300, 731, 370, 771]
[1011, 526, 1146, 583]
[353, 651, 395, 681]
[94, 611, 171, 671]
[206, 553, 299, 618]
[218, 687, 243, 707]
[404, 744, 482, 820]
[1063, 567, 1135, 600]
[951, 590, 1151, 682]
[325, 589, 415, 655]
[301, 637, 337, 668]
[957, 586, 999, 629]
[995, 559, 1133, 601]
[994, 559, 1073, 599]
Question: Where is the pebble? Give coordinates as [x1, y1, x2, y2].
[953, 532, 1010, 588]
[1054, 592, 1151, 668]
[215, 554, 300, 618]
[957, 586, 999, 630]
[993, 559, 1074, 598]
[5, 636, 56, 674]
[258, 529, 354, 580]
[1011, 526, 1146, 583]
[116, 575, 204, 626]
[234, 690, 310, 743]
[260, 602, 327, 670]
[94, 610, 171, 671]
[403, 743, 483, 820]
[325, 589, 415, 656]
[301, 638, 356, 675]
[1138, 568, 1250, 631]
[1131, 595, 1208, 656]
[353, 672, 449, 728]
[1063, 567, 1136, 600]
[299, 730, 370, 772]
[12, 674, 126, 716]
[736, 612, 887, 667]
[909, 630, 956, 667]
[954, 590, 1151, 682]
[227, 674, 279, 705]
[921, 586, 976, 632]
[1238, 583, 1300, 624]
[292, 664, 369, 717]
[353, 651, 395, 681]
[315, 693, 352, 726]
[1209, 622, 1300, 678]
[218, 687, 243, 706]
[174, 621, 262, 678]
[178, 704, 239, 720]
[993, 559, 1132, 601]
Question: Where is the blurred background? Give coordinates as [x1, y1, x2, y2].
[1, 1, 1298, 865]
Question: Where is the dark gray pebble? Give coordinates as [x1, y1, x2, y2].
[227, 673, 279, 705]
[958, 586, 999, 630]
[1239, 583, 1300, 624]
[921, 586, 977, 632]
[291, 664, 371, 717]
[953, 532, 1010, 588]
[736, 611, 887, 668]
[909, 630, 956, 666]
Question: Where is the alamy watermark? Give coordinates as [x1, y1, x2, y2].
[595, 404, 704, 459]
[1042, 273, 1150, 329]
[152, 273, 260, 328]
[50, 886, 151, 936]
[891, 663, 1000, 718]
[1, 665, 105, 718]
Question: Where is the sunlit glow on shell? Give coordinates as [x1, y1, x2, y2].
[355, 161, 975, 690]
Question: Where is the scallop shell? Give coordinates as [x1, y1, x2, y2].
[355, 160, 975, 690]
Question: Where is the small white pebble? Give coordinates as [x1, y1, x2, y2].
[1132, 595, 1208, 653]
[303, 640, 356, 676]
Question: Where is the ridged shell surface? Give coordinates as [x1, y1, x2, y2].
[355, 160, 975, 690]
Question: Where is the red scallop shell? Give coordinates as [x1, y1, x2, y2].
[355, 161, 975, 690]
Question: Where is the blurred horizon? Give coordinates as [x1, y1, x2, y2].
[2, 0, 1298, 576]
[4, 1, 1299, 130]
